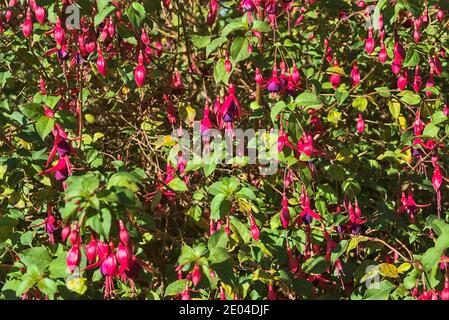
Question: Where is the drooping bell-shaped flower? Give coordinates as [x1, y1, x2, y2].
[217, 84, 241, 130]
[330, 58, 341, 90]
[224, 52, 232, 73]
[191, 264, 202, 286]
[118, 220, 130, 247]
[365, 28, 375, 55]
[85, 234, 98, 264]
[39, 156, 72, 182]
[425, 70, 435, 97]
[134, 51, 146, 87]
[431, 54, 443, 76]
[397, 70, 408, 91]
[412, 66, 422, 93]
[378, 41, 388, 64]
[249, 214, 260, 241]
[356, 113, 365, 134]
[34, 5, 45, 24]
[280, 196, 290, 229]
[67, 244, 81, 273]
[267, 65, 281, 93]
[97, 47, 106, 77]
[351, 63, 361, 87]
[116, 242, 131, 274]
[437, 8, 445, 23]
[441, 277, 449, 300]
[200, 103, 213, 136]
[391, 56, 403, 75]
[22, 9, 33, 38]
[267, 284, 277, 300]
[101, 245, 118, 277]
[432, 163, 443, 219]
[54, 18, 65, 46]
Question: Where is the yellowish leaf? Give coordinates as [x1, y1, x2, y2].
[378, 263, 399, 278]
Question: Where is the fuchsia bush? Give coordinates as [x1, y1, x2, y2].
[2, 0, 449, 300]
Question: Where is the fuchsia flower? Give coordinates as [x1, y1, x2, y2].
[224, 52, 232, 73]
[365, 28, 375, 55]
[351, 63, 360, 87]
[329, 58, 341, 90]
[39, 156, 72, 182]
[277, 125, 294, 153]
[431, 54, 443, 76]
[67, 244, 81, 273]
[267, 284, 277, 300]
[200, 103, 213, 136]
[217, 84, 241, 130]
[297, 132, 317, 158]
[280, 196, 290, 229]
[425, 70, 435, 97]
[191, 264, 202, 286]
[397, 70, 408, 91]
[207, 0, 219, 26]
[34, 5, 45, 24]
[432, 163, 443, 219]
[412, 66, 422, 93]
[399, 189, 430, 223]
[249, 214, 260, 241]
[356, 113, 365, 134]
[297, 187, 321, 224]
[134, 51, 146, 87]
[54, 18, 65, 46]
[378, 41, 388, 64]
[97, 47, 106, 77]
[22, 9, 33, 38]
[266, 65, 282, 93]
[441, 277, 449, 300]
[85, 234, 98, 264]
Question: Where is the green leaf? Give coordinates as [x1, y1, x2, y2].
[191, 35, 211, 48]
[363, 280, 396, 300]
[352, 97, 368, 112]
[168, 177, 188, 192]
[403, 49, 420, 68]
[270, 101, 286, 124]
[400, 92, 421, 106]
[210, 194, 226, 220]
[19, 246, 52, 273]
[36, 116, 55, 140]
[347, 236, 369, 253]
[252, 20, 271, 33]
[422, 123, 439, 138]
[230, 37, 251, 65]
[178, 245, 197, 265]
[126, 2, 146, 29]
[165, 279, 188, 296]
[38, 278, 58, 296]
[49, 253, 69, 279]
[66, 276, 87, 295]
[295, 91, 323, 109]
[107, 172, 140, 192]
[331, 240, 348, 263]
[302, 255, 329, 275]
[19, 103, 44, 120]
[206, 37, 227, 58]
[222, 21, 246, 37]
[209, 247, 230, 264]
[208, 229, 228, 250]
[94, 5, 116, 27]
[388, 100, 401, 119]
